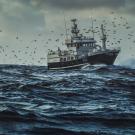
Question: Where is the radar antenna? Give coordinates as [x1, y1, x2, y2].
[71, 19, 80, 37]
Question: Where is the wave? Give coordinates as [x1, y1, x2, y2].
[28, 127, 112, 135]
[106, 79, 135, 90]
[116, 58, 135, 69]
[0, 64, 135, 135]
[53, 113, 135, 127]
[0, 109, 38, 122]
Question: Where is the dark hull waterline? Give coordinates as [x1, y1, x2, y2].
[48, 50, 120, 70]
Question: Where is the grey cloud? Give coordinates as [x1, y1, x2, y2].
[1, 0, 135, 15]
[0, 0, 135, 34]
[23, 0, 135, 16]
[30, 0, 125, 10]
[0, 0, 45, 33]
[27, 0, 135, 16]
[3, 11, 45, 33]
[125, 0, 135, 15]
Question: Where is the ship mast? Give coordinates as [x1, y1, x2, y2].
[71, 19, 80, 38]
[101, 24, 107, 50]
[91, 17, 94, 38]
[63, 12, 68, 39]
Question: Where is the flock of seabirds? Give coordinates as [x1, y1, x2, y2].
[0, 12, 135, 65]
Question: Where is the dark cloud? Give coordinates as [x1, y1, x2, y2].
[0, 0, 45, 33]
[31, 0, 125, 10]
[3, 11, 45, 33]
[27, 0, 135, 16]
[1, 0, 135, 15]
[0, 0, 135, 34]
[125, 0, 135, 15]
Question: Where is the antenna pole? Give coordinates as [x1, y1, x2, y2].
[91, 17, 94, 38]
[101, 24, 107, 50]
[63, 12, 68, 39]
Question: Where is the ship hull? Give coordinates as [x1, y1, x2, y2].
[48, 50, 120, 70]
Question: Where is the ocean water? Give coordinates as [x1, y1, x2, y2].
[0, 64, 135, 135]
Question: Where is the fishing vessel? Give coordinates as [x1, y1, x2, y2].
[47, 19, 120, 70]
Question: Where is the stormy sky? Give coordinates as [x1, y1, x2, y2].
[0, 0, 135, 66]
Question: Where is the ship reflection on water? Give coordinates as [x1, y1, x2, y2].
[0, 64, 135, 135]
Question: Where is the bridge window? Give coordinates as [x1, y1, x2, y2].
[64, 58, 66, 61]
[67, 57, 70, 61]
[60, 58, 66, 62]
[60, 58, 63, 62]
[71, 57, 74, 60]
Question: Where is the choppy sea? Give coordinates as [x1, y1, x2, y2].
[0, 64, 135, 135]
